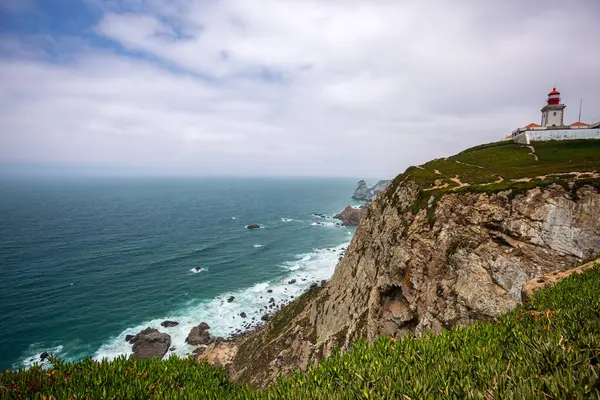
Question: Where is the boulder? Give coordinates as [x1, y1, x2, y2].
[197, 322, 210, 330]
[240, 312, 247, 318]
[227, 296, 235, 303]
[40, 352, 49, 361]
[186, 323, 213, 346]
[246, 224, 261, 230]
[130, 328, 171, 360]
[288, 279, 296, 284]
[125, 334, 135, 343]
[261, 314, 271, 322]
[161, 320, 179, 328]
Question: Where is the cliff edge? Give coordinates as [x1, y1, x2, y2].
[229, 140, 600, 387]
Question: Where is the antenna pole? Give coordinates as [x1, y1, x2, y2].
[578, 98, 582, 125]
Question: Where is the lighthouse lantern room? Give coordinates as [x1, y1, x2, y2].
[540, 87, 566, 127]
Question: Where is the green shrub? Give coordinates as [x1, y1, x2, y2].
[3, 266, 600, 399]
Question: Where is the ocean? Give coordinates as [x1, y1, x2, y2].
[0, 176, 358, 370]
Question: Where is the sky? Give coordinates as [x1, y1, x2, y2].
[0, 0, 599, 178]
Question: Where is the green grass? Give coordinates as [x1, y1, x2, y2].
[383, 139, 600, 220]
[401, 139, 600, 189]
[4, 264, 600, 399]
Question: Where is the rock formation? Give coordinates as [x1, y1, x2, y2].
[333, 205, 368, 226]
[130, 328, 171, 360]
[186, 322, 213, 345]
[229, 181, 600, 387]
[352, 179, 391, 202]
[246, 224, 261, 230]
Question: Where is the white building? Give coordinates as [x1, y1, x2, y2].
[512, 88, 600, 144]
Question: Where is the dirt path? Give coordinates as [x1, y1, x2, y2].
[525, 145, 538, 161]
[479, 176, 505, 186]
[450, 176, 470, 189]
[454, 160, 484, 169]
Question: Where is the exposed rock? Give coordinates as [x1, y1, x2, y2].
[39, 352, 49, 361]
[261, 314, 271, 322]
[230, 182, 600, 387]
[227, 296, 235, 303]
[334, 205, 368, 226]
[352, 179, 391, 201]
[288, 279, 296, 284]
[196, 340, 238, 368]
[240, 312, 247, 318]
[125, 334, 135, 343]
[246, 224, 261, 230]
[161, 320, 179, 328]
[267, 289, 273, 293]
[130, 328, 171, 360]
[522, 257, 600, 299]
[197, 322, 210, 331]
[186, 323, 213, 346]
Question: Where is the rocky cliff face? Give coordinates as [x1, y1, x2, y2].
[229, 180, 600, 387]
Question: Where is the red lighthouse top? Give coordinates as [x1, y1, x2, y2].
[547, 87, 561, 105]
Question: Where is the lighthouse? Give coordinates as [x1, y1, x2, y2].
[540, 87, 565, 127]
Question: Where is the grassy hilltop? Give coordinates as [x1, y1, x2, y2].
[3, 140, 600, 399]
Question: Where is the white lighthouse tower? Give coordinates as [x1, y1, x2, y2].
[540, 87, 565, 127]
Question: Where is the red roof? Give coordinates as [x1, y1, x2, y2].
[570, 121, 589, 127]
[548, 87, 560, 95]
[524, 123, 541, 128]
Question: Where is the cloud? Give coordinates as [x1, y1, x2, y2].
[1, 0, 599, 177]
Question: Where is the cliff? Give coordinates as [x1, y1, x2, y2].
[229, 140, 600, 387]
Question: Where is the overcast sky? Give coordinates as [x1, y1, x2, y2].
[1, 0, 599, 178]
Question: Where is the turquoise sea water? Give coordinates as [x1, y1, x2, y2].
[0, 177, 357, 370]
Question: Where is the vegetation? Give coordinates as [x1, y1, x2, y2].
[383, 139, 600, 218]
[3, 263, 599, 399]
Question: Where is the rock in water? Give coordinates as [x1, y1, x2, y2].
[197, 322, 210, 330]
[39, 352, 49, 361]
[352, 180, 391, 202]
[227, 296, 235, 303]
[161, 320, 179, 328]
[246, 224, 261, 230]
[334, 205, 368, 226]
[186, 323, 213, 345]
[352, 180, 370, 201]
[125, 334, 135, 343]
[130, 328, 171, 360]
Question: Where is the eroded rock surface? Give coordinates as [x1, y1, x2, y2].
[230, 182, 600, 387]
[522, 257, 600, 299]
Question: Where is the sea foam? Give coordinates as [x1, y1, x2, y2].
[93, 242, 349, 362]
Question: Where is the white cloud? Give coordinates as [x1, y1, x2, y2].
[1, 0, 600, 177]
